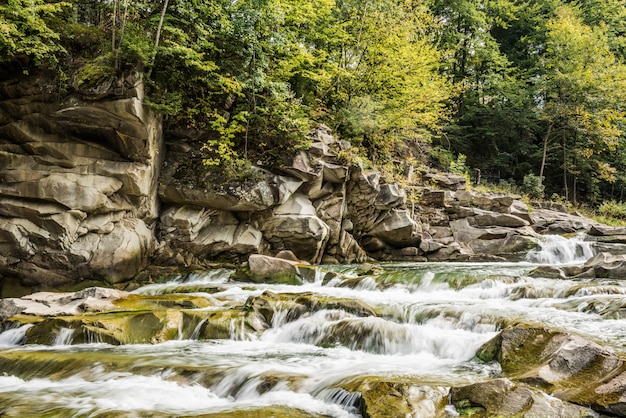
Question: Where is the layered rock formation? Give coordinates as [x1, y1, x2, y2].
[0, 73, 160, 293]
[2, 73, 625, 293]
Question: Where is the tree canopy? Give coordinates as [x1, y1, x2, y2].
[2, 0, 626, 204]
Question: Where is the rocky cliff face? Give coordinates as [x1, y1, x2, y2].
[0, 74, 622, 294]
[0, 74, 161, 293]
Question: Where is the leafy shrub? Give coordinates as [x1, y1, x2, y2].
[598, 200, 626, 219]
[449, 153, 468, 176]
[521, 173, 545, 199]
[72, 56, 115, 91]
[449, 153, 471, 185]
[497, 179, 520, 195]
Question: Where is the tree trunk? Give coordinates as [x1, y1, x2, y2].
[562, 130, 568, 201]
[147, 0, 169, 78]
[539, 122, 553, 178]
[114, 0, 129, 70]
[111, 0, 118, 56]
[572, 134, 577, 205]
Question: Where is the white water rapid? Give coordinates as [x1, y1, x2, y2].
[0, 236, 622, 417]
[525, 233, 594, 264]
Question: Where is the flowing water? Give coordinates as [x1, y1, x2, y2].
[0, 236, 624, 417]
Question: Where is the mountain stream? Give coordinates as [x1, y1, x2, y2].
[1, 235, 623, 417]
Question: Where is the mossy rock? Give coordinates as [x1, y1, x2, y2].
[450, 378, 597, 418]
[16, 310, 182, 345]
[194, 308, 266, 340]
[113, 294, 213, 311]
[292, 293, 378, 317]
[243, 291, 378, 328]
[231, 255, 306, 285]
[340, 376, 449, 418]
[317, 317, 407, 353]
[475, 327, 563, 375]
[475, 326, 626, 416]
[243, 291, 306, 326]
[72, 57, 115, 93]
[93, 406, 325, 418]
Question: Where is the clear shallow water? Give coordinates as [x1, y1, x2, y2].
[1, 236, 625, 417]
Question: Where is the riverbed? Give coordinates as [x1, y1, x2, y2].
[0, 236, 621, 417]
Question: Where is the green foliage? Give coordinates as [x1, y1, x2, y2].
[0, 0, 70, 68]
[538, 4, 626, 202]
[449, 153, 471, 186]
[449, 154, 468, 176]
[59, 23, 107, 58]
[4, 0, 626, 207]
[521, 173, 545, 199]
[73, 56, 115, 90]
[328, 0, 453, 163]
[598, 200, 626, 220]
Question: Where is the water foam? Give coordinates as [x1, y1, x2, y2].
[0, 324, 32, 348]
[526, 233, 594, 264]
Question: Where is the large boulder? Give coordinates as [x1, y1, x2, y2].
[473, 212, 529, 228]
[449, 218, 537, 259]
[72, 219, 154, 284]
[367, 209, 421, 248]
[260, 194, 330, 263]
[424, 172, 467, 191]
[581, 252, 626, 279]
[451, 378, 596, 417]
[531, 252, 626, 280]
[528, 209, 597, 233]
[375, 183, 406, 209]
[347, 380, 448, 418]
[158, 206, 262, 262]
[587, 225, 626, 257]
[477, 326, 626, 415]
[232, 254, 317, 285]
[159, 169, 302, 212]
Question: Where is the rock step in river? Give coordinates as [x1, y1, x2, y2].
[0, 235, 624, 417]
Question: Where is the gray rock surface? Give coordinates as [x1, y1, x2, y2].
[477, 326, 626, 416]
[4, 74, 626, 293]
[0, 74, 160, 290]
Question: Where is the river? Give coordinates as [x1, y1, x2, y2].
[0, 235, 622, 417]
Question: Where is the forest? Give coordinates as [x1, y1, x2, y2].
[1, 0, 625, 206]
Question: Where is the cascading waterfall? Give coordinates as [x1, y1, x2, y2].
[190, 318, 207, 340]
[0, 324, 32, 348]
[53, 327, 75, 346]
[525, 233, 594, 264]
[1, 234, 625, 417]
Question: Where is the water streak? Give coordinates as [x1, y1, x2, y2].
[54, 327, 75, 346]
[190, 319, 207, 340]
